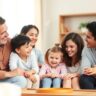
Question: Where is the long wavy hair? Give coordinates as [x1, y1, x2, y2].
[61, 32, 84, 67]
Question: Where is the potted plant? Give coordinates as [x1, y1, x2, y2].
[79, 22, 88, 33]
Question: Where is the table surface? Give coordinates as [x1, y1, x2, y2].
[22, 88, 96, 96]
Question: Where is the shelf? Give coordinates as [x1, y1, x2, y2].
[59, 13, 96, 42]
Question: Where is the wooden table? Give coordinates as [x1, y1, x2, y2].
[22, 88, 96, 96]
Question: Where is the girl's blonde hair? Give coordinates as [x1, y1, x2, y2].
[45, 43, 63, 64]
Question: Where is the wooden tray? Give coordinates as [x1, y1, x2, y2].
[36, 88, 73, 93]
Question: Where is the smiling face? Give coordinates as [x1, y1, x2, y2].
[85, 31, 96, 48]
[48, 52, 62, 68]
[0, 23, 9, 45]
[65, 40, 78, 58]
[16, 42, 32, 59]
[26, 28, 38, 47]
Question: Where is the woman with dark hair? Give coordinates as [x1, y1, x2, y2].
[20, 25, 44, 68]
[61, 32, 84, 89]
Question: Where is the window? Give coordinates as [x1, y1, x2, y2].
[0, 0, 37, 37]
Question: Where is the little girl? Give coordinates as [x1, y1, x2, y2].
[39, 44, 67, 88]
[61, 32, 84, 89]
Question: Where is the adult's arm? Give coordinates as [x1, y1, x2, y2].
[0, 70, 18, 79]
[80, 47, 92, 74]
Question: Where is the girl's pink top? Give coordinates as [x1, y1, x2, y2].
[39, 63, 67, 79]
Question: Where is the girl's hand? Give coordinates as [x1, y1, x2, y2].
[51, 74, 58, 78]
[47, 73, 52, 77]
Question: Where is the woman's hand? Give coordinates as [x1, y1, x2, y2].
[64, 73, 78, 80]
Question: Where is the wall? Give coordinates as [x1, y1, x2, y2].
[0, 0, 42, 50]
[42, 0, 96, 53]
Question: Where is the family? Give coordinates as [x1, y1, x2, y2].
[0, 16, 96, 89]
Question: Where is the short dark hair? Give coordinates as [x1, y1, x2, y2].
[61, 32, 84, 67]
[20, 25, 39, 35]
[87, 21, 96, 39]
[0, 17, 5, 25]
[11, 35, 31, 53]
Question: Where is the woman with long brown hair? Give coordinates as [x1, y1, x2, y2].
[61, 32, 84, 89]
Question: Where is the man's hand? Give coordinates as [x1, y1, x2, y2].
[12, 68, 25, 76]
[84, 67, 96, 76]
[4, 68, 25, 78]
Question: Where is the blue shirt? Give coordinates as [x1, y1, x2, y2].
[32, 48, 44, 65]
